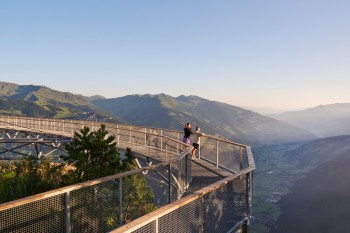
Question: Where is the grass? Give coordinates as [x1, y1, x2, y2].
[55, 107, 72, 118]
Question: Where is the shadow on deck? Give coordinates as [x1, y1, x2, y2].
[185, 158, 233, 195]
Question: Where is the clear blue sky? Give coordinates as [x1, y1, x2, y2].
[1, 0, 349, 110]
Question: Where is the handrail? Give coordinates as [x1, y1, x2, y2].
[0, 115, 249, 146]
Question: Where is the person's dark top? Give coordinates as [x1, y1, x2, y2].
[184, 127, 192, 138]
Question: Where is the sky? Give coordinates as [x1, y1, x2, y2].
[1, 0, 349, 110]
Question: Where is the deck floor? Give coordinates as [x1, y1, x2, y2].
[185, 158, 232, 195]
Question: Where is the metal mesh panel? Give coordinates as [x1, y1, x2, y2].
[241, 148, 249, 169]
[202, 177, 248, 233]
[164, 138, 182, 161]
[0, 194, 65, 233]
[159, 199, 201, 233]
[169, 165, 178, 203]
[175, 154, 191, 197]
[144, 165, 171, 207]
[131, 220, 156, 233]
[200, 137, 246, 173]
[70, 180, 120, 232]
[121, 174, 158, 225]
[160, 129, 180, 141]
[217, 142, 241, 172]
[199, 137, 217, 163]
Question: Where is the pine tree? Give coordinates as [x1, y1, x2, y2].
[64, 124, 121, 182]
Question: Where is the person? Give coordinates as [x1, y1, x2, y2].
[191, 126, 204, 160]
[183, 123, 193, 145]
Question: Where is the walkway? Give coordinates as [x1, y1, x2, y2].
[187, 158, 233, 194]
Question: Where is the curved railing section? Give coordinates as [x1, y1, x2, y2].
[0, 116, 255, 233]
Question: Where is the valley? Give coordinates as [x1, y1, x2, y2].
[251, 143, 308, 233]
[251, 136, 350, 232]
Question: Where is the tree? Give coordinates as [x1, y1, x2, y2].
[0, 156, 64, 204]
[64, 124, 121, 182]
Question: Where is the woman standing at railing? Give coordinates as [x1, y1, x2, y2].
[191, 126, 204, 160]
[183, 122, 193, 144]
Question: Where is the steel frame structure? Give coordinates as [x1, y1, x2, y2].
[0, 129, 70, 160]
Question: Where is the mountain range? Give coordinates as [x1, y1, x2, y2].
[0, 81, 115, 121]
[270, 103, 350, 138]
[92, 94, 316, 145]
[0, 80, 327, 145]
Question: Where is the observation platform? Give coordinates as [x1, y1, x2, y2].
[0, 116, 255, 233]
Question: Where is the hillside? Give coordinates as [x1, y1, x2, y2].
[93, 94, 316, 145]
[271, 103, 350, 138]
[270, 135, 350, 233]
[0, 81, 115, 121]
[251, 135, 350, 233]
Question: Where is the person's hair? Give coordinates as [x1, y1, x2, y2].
[196, 126, 200, 131]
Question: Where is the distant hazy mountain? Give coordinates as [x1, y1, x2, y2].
[0, 81, 115, 121]
[271, 135, 350, 233]
[271, 103, 350, 138]
[243, 107, 301, 115]
[93, 94, 316, 145]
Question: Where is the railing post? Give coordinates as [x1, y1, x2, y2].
[240, 147, 243, 171]
[177, 132, 180, 153]
[155, 218, 159, 233]
[165, 143, 168, 161]
[246, 172, 253, 221]
[117, 125, 119, 147]
[243, 171, 253, 232]
[129, 130, 132, 144]
[119, 177, 123, 227]
[198, 144, 201, 160]
[168, 164, 172, 204]
[216, 140, 219, 167]
[185, 153, 188, 189]
[144, 128, 147, 146]
[199, 197, 204, 233]
[246, 173, 250, 211]
[65, 191, 71, 233]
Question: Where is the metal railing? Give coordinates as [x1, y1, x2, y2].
[0, 116, 255, 232]
[111, 146, 254, 233]
[0, 155, 192, 232]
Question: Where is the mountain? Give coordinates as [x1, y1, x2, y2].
[271, 103, 350, 138]
[93, 94, 316, 145]
[0, 81, 116, 121]
[271, 135, 350, 233]
[284, 135, 350, 166]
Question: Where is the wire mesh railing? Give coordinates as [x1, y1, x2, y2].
[0, 153, 192, 233]
[111, 162, 254, 233]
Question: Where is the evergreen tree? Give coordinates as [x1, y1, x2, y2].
[64, 124, 121, 182]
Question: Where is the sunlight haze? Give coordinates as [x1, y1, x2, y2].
[1, 0, 349, 110]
